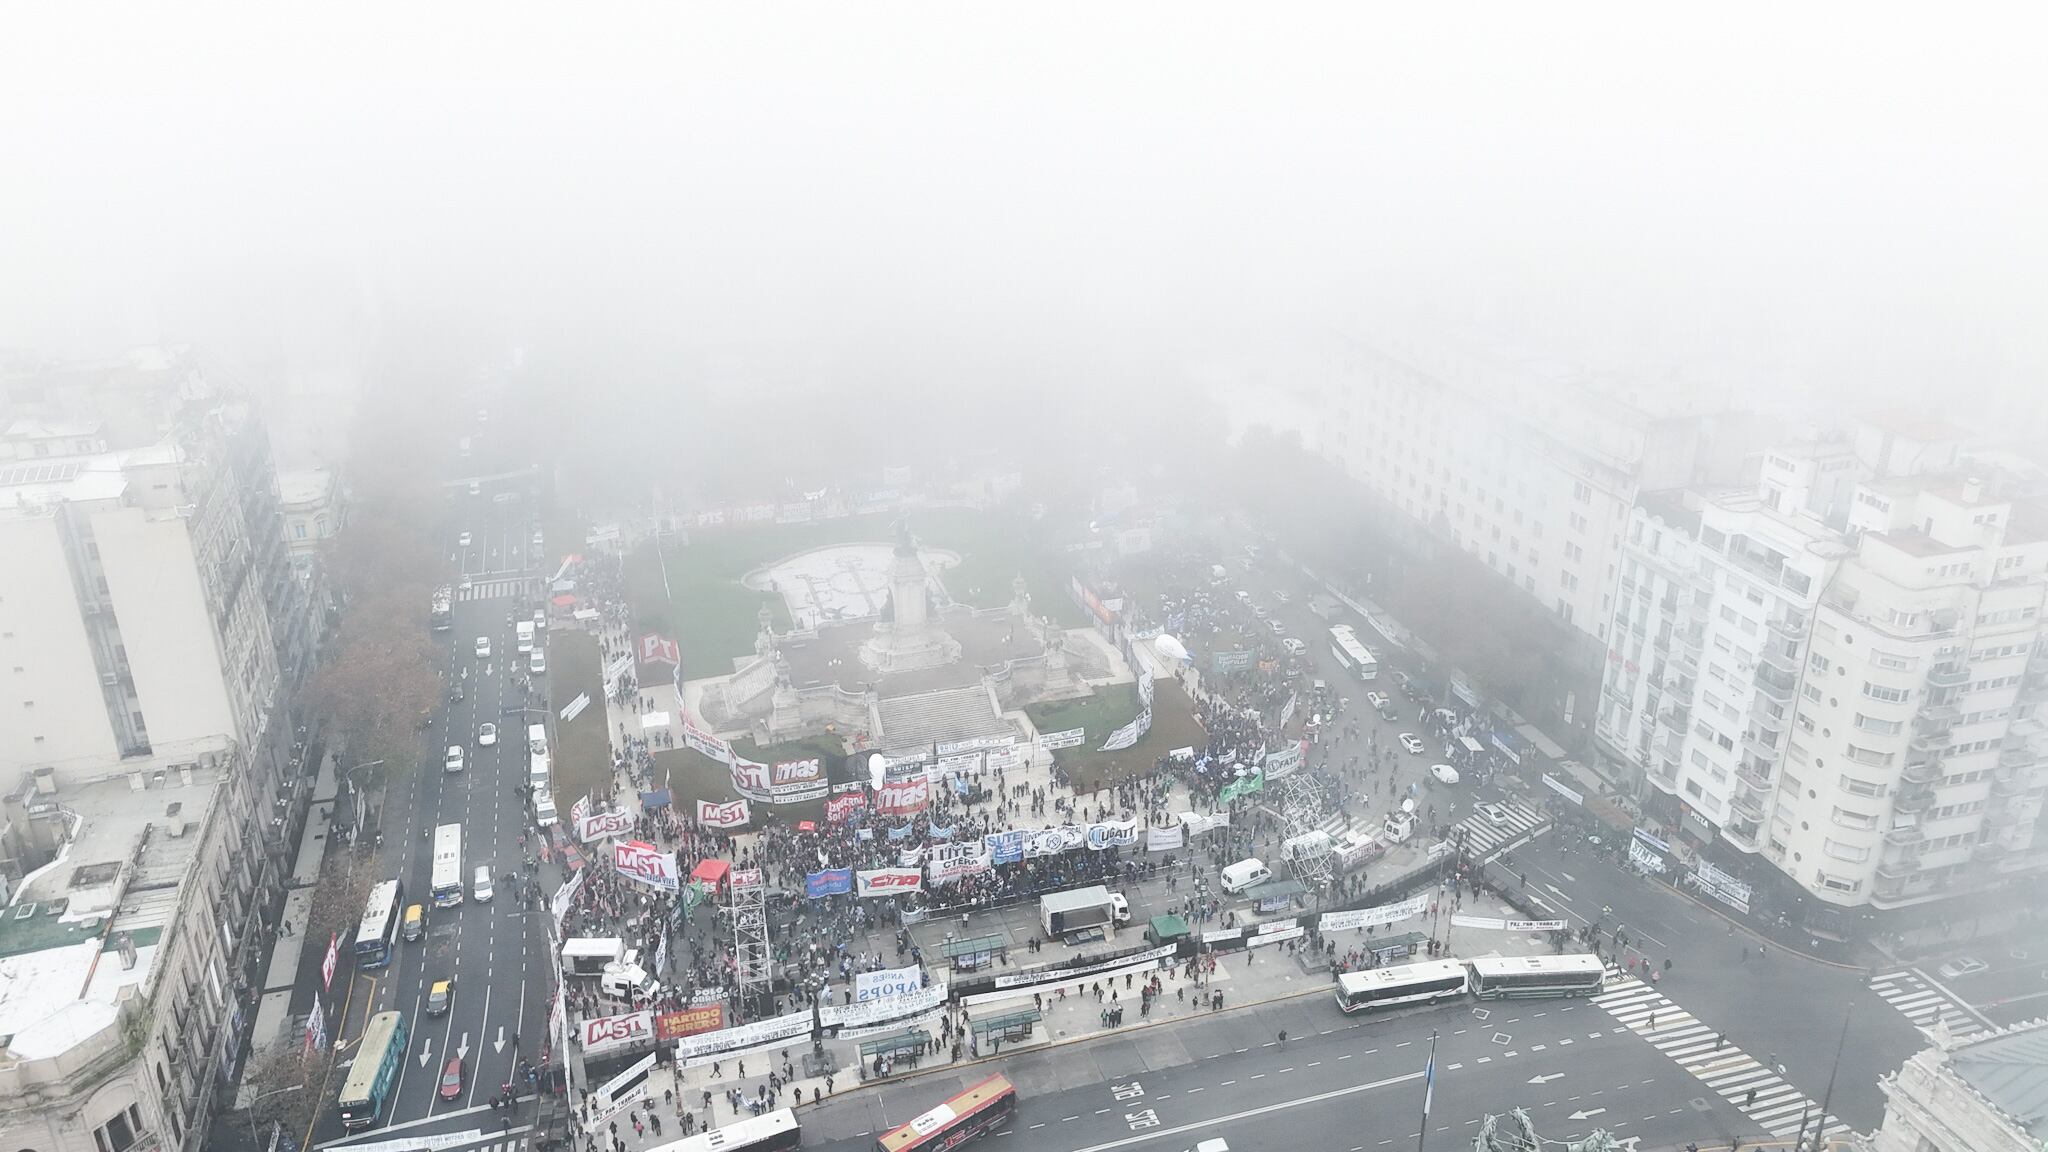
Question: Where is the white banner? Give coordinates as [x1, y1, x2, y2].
[1318, 893, 1431, 934]
[1145, 824, 1185, 852]
[937, 752, 984, 775]
[593, 1053, 658, 1111]
[551, 868, 586, 929]
[856, 868, 924, 898]
[682, 718, 733, 764]
[696, 798, 751, 830]
[1263, 741, 1305, 782]
[990, 944, 1177, 990]
[729, 756, 771, 801]
[1178, 810, 1230, 835]
[937, 735, 1014, 756]
[581, 1010, 656, 1057]
[928, 841, 991, 883]
[1037, 728, 1087, 751]
[570, 795, 592, 828]
[1099, 709, 1149, 752]
[1449, 915, 1569, 932]
[984, 746, 1024, 772]
[674, 1010, 812, 1061]
[820, 984, 947, 1029]
[577, 808, 633, 842]
[854, 965, 925, 1003]
[1086, 820, 1139, 850]
[614, 841, 680, 892]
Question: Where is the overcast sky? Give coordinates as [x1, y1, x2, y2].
[2, 3, 2041, 429]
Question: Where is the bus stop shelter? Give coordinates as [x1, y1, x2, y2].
[940, 933, 1008, 972]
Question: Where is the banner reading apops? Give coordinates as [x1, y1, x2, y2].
[696, 798, 751, 830]
[804, 868, 853, 898]
[876, 775, 930, 816]
[577, 808, 633, 842]
[615, 841, 680, 891]
[855, 868, 923, 898]
[854, 965, 924, 1002]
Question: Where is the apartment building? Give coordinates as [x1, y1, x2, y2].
[1302, 342, 1767, 641]
[0, 739, 269, 1152]
[1596, 416, 2048, 919]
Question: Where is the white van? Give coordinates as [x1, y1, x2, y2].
[534, 790, 559, 828]
[516, 620, 536, 654]
[528, 724, 548, 757]
[1221, 858, 1272, 893]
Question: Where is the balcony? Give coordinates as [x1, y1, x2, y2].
[1902, 758, 1943, 786]
[1926, 663, 1971, 689]
[1723, 819, 1763, 852]
[1742, 730, 1782, 763]
[1657, 704, 1691, 731]
[1731, 790, 1766, 821]
[1893, 784, 1935, 814]
[2000, 744, 2041, 770]
[1754, 665, 1797, 702]
[1758, 645, 1801, 677]
[1991, 767, 2027, 800]
[1768, 613, 1810, 641]
[1884, 824, 1926, 849]
[1875, 851, 1921, 881]
[1738, 763, 1776, 793]
[1915, 702, 1961, 730]
[1910, 730, 1950, 758]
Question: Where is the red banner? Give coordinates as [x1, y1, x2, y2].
[638, 634, 681, 666]
[824, 793, 868, 824]
[876, 775, 931, 817]
[654, 1005, 725, 1041]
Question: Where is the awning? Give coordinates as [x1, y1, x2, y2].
[691, 859, 730, 885]
[1147, 914, 1191, 941]
[551, 594, 578, 607]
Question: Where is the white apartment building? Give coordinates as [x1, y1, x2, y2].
[1300, 343, 1767, 641]
[1596, 417, 2048, 916]
[0, 739, 269, 1152]
[1864, 1020, 2048, 1152]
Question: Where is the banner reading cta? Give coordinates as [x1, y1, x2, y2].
[855, 868, 923, 898]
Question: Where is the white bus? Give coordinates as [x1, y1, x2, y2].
[1328, 625, 1379, 681]
[431, 824, 464, 908]
[645, 1109, 799, 1152]
[1465, 954, 1606, 1000]
[354, 879, 404, 968]
[1334, 958, 1468, 1014]
[430, 585, 453, 632]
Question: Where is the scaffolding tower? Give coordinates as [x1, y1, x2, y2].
[725, 867, 774, 1022]
[1278, 770, 1336, 895]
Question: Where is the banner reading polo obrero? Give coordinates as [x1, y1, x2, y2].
[855, 868, 923, 898]
[875, 774, 930, 817]
[577, 807, 633, 842]
[615, 841, 680, 892]
[696, 798, 751, 830]
[637, 634, 681, 666]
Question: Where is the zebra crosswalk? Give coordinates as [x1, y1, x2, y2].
[1450, 802, 1548, 861]
[1869, 968, 1993, 1041]
[1596, 968, 1848, 1141]
[459, 577, 533, 602]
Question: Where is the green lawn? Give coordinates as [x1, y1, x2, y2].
[654, 732, 847, 826]
[627, 505, 1084, 680]
[1025, 677, 1208, 794]
[548, 629, 614, 811]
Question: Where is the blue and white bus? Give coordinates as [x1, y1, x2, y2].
[337, 1010, 410, 1130]
[1328, 625, 1379, 681]
[354, 879, 403, 969]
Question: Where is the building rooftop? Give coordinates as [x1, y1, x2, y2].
[1949, 1022, 2048, 1139]
[276, 467, 333, 508]
[1869, 529, 1968, 559]
[1863, 409, 1979, 446]
[1635, 489, 1701, 536]
[3, 417, 103, 440]
[0, 748, 224, 1062]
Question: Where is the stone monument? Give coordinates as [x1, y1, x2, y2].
[858, 520, 962, 674]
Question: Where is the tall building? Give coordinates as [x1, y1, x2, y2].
[0, 347, 320, 1151]
[1596, 416, 2048, 925]
[1866, 1019, 2048, 1152]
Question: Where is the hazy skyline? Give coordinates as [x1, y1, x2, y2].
[2, 3, 2042, 433]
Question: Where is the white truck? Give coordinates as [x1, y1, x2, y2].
[600, 957, 660, 1000]
[562, 937, 625, 977]
[1040, 885, 1126, 938]
[517, 620, 536, 654]
[533, 789, 559, 828]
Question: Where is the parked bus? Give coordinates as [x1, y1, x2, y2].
[353, 879, 403, 968]
[431, 585, 453, 631]
[337, 1010, 410, 1130]
[876, 1075, 1018, 1152]
[431, 824, 464, 908]
[1328, 625, 1379, 681]
[1466, 954, 1606, 1000]
[647, 1108, 800, 1152]
[1334, 958, 1468, 1014]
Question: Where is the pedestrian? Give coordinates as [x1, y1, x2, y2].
[1649, 1012, 1657, 1030]
[1715, 1032, 1726, 1050]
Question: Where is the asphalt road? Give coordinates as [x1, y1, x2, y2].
[801, 992, 1756, 1152]
[317, 486, 554, 1145]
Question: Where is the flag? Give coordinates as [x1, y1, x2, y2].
[1422, 1047, 1436, 1117]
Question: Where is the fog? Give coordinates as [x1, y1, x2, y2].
[2, 3, 2043, 449]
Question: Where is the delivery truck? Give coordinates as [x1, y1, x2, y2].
[562, 937, 625, 977]
[1040, 885, 1127, 939]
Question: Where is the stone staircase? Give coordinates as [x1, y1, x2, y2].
[875, 686, 1011, 755]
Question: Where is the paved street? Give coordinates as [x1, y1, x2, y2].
[318, 484, 554, 1147]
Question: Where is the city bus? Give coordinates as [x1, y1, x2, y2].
[337, 1010, 410, 1130]
[353, 879, 403, 969]
[431, 585, 453, 631]
[1334, 958, 1468, 1014]
[646, 1108, 801, 1152]
[1328, 625, 1379, 681]
[1465, 954, 1606, 1000]
[431, 824, 464, 908]
[876, 1074, 1017, 1152]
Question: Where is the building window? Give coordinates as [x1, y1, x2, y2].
[1861, 681, 1910, 704]
[1823, 838, 1871, 863]
[1853, 713, 1903, 736]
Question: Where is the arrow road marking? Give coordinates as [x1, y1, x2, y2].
[1547, 884, 1572, 901]
[419, 1036, 434, 1068]
[458, 1031, 470, 1061]
[1527, 1073, 1565, 1084]
[1560, 872, 1577, 883]
[1567, 1108, 1606, 1121]
[494, 1026, 506, 1054]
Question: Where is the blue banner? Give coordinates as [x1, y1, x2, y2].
[638, 789, 672, 811]
[805, 868, 854, 898]
[928, 824, 955, 841]
[885, 823, 915, 842]
[984, 830, 1025, 866]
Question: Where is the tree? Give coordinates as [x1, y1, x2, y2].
[242, 1035, 321, 1149]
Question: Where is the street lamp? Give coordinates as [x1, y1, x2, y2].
[247, 1084, 304, 1150]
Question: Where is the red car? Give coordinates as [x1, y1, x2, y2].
[439, 1056, 463, 1100]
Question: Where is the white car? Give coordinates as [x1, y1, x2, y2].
[478, 722, 497, 747]
[1429, 763, 1461, 784]
[529, 648, 547, 674]
[1475, 802, 1512, 825]
[1938, 957, 1988, 979]
[1399, 733, 1427, 755]
[457, 531, 472, 547]
[1282, 638, 1307, 655]
[474, 636, 491, 658]
[444, 745, 465, 773]
[1268, 619, 1285, 635]
[1366, 691, 1390, 710]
